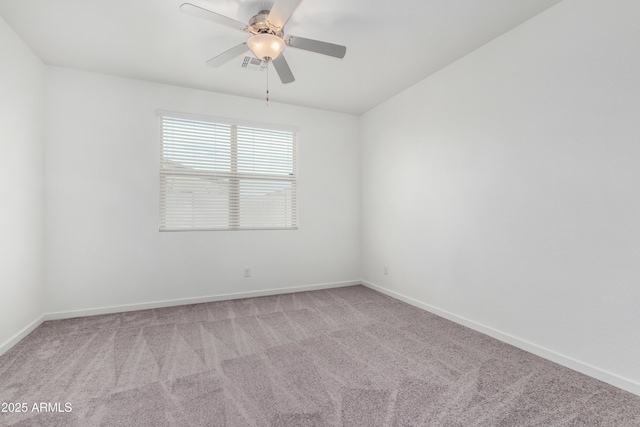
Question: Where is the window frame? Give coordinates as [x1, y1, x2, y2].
[158, 111, 299, 232]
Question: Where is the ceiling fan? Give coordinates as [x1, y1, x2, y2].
[180, 0, 347, 84]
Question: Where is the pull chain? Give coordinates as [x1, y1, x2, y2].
[266, 60, 270, 107]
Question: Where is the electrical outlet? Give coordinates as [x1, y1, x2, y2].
[384, 265, 388, 275]
[243, 268, 251, 278]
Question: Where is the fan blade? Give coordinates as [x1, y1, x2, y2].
[180, 3, 247, 32]
[267, 0, 303, 30]
[206, 43, 249, 67]
[272, 55, 295, 84]
[286, 35, 346, 59]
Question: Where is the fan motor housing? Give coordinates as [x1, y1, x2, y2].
[248, 10, 283, 36]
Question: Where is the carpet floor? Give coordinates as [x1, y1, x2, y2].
[1, 285, 639, 426]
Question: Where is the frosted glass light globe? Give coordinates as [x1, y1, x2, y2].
[247, 33, 285, 61]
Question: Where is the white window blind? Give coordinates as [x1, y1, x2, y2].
[160, 114, 298, 231]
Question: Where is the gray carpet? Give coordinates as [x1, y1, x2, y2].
[1, 285, 639, 426]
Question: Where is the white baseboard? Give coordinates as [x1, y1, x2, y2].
[44, 280, 361, 321]
[362, 280, 640, 397]
[0, 315, 45, 357]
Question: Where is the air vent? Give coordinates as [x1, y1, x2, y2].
[241, 56, 268, 72]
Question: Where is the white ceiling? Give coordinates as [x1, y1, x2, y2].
[0, 0, 562, 114]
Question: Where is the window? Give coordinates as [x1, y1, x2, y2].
[159, 112, 298, 231]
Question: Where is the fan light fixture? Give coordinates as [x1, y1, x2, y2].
[180, 1, 348, 85]
[247, 33, 285, 61]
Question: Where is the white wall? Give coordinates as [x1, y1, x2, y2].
[44, 67, 360, 314]
[361, 0, 640, 394]
[0, 17, 45, 351]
